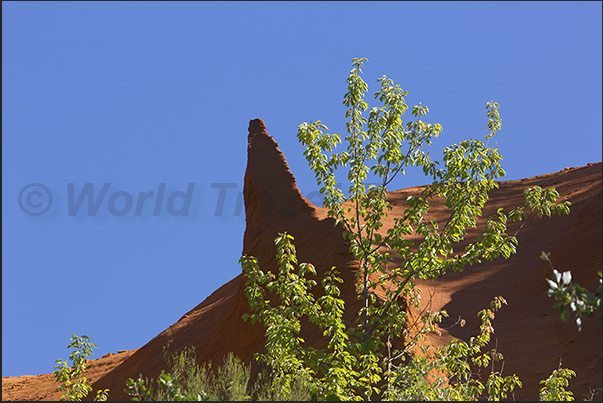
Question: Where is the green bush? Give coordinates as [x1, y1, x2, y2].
[124, 346, 312, 401]
[125, 346, 213, 401]
[539, 366, 576, 401]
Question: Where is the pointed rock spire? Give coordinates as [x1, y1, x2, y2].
[242, 117, 359, 296]
[243, 118, 316, 256]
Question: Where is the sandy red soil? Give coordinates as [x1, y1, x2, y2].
[1, 350, 137, 401]
[3, 119, 601, 401]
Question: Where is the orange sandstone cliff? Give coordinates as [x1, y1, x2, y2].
[2, 119, 601, 401]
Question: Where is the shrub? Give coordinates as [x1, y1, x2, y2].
[539, 365, 576, 401]
[53, 334, 109, 401]
[125, 347, 311, 401]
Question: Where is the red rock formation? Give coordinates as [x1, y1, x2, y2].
[3, 120, 601, 401]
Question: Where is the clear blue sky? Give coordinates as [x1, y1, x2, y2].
[2, 1, 601, 377]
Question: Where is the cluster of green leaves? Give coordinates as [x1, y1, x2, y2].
[53, 334, 109, 401]
[539, 365, 577, 401]
[242, 233, 379, 400]
[384, 296, 521, 400]
[541, 252, 602, 331]
[241, 57, 573, 399]
[243, 235, 528, 400]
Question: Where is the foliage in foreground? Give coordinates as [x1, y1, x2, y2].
[539, 364, 577, 401]
[542, 251, 602, 331]
[242, 237, 527, 400]
[124, 346, 312, 401]
[53, 334, 109, 401]
[54, 331, 590, 401]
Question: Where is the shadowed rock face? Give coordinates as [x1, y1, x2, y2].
[243, 118, 359, 283]
[3, 119, 601, 401]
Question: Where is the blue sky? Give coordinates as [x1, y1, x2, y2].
[2, 2, 601, 377]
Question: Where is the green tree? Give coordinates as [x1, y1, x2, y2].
[53, 334, 109, 401]
[241, 58, 571, 400]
